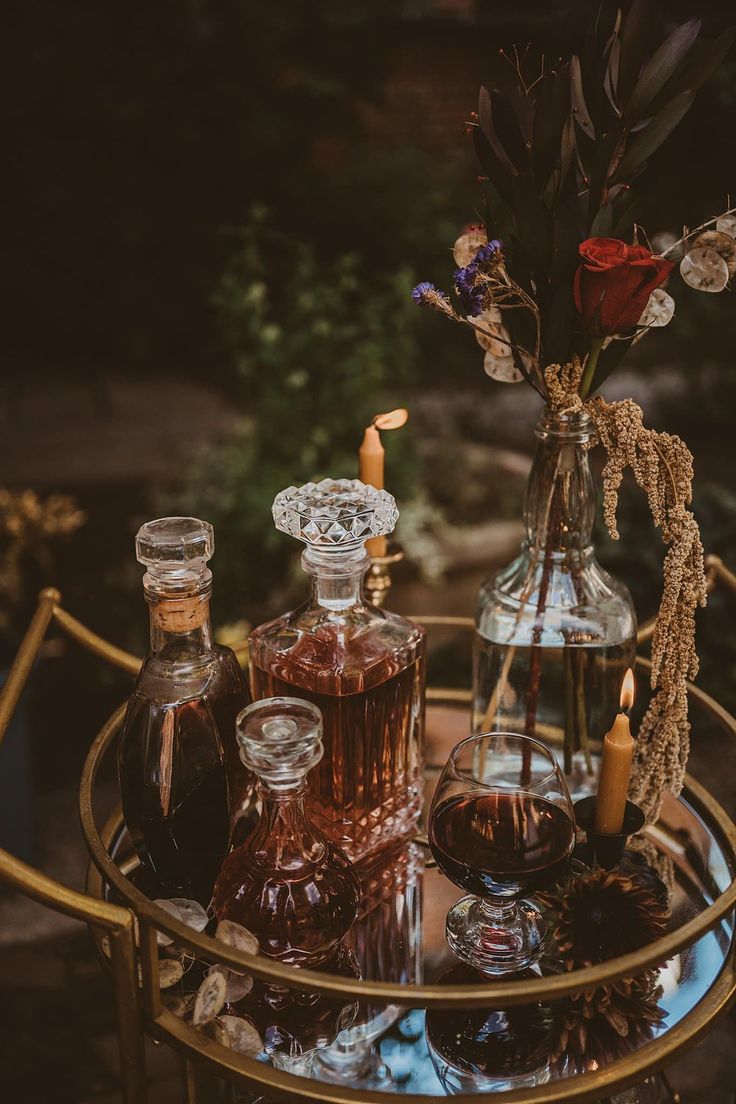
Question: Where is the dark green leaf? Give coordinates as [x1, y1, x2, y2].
[491, 87, 533, 170]
[502, 82, 534, 149]
[478, 85, 519, 177]
[533, 69, 570, 183]
[545, 282, 579, 367]
[603, 33, 620, 113]
[551, 168, 584, 286]
[571, 54, 596, 138]
[590, 201, 613, 236]
[588, 127, 625, 217]
[473, 128, 514, 202]
[582, 4, 620, 130]
[560, 115, 576, 187]
[613, 90, 694, 181]
[512, 172, 551, 290]
[624, 17, 701, 122]
[660, 27, 736, 99]
[618, 0, 653, 102]
[611, 191, 641, 239]
[591, 334, 637, 393]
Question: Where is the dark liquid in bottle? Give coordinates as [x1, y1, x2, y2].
[120, 690, 234, 904]
[429, 792, 574, 898]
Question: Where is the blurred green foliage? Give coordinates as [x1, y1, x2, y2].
[173, 209, 424, 614]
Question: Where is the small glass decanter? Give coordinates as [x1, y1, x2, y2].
[118, 517, 250, 904]
[248, 479, 426, 865]
[473, 407, 637, 797]
[212, 696, 360, 967]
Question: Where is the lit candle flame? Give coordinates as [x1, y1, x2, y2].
[372, 408, 409, 431]
[620, 668, 635, 712]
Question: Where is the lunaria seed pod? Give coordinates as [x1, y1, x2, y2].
[153, 898, 209, 947]
[453, 226, 487, 267]
[168, 898, 209, 932]
[162, 993, 189, 1018]
[158, 959, 184, 989]
[192, 970, 227, 1026]
[691, 231, 736, 276]
[152, 899, 180, 946]
[203, 1018, 232, 1047]
[716, 213, 736, 239]
[474, 308, 509, 359]
[638, 288, 675, 329]
[651, 230, 680, 256]
[219, 1015, 264, 1057]
[483, 349, 524, 382]
[207, 963, 254, 1004]
[680, 246, 729, 292]
[215, 919, 259, 957]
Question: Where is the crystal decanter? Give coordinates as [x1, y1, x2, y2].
[248, 479, 426, 865]
[473, 408, 637, 797]
[212, 696, 360, 967]
[118, 517, 250, 904]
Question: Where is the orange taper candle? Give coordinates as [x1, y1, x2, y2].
[594, 668, 636, 835]
[359, 409, 408, 557]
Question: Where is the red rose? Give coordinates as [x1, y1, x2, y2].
[573, 238, 674, 336]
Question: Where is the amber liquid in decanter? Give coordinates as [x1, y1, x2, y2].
[250, 479, 426, 866]
[212, 697, 360, 967]
[250, 623, 425, 865]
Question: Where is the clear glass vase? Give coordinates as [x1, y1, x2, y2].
[473, 406, 637, 798]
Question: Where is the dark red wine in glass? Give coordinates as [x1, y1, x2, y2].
[428, 732, 575, 975]
[429, 792, 574, 899]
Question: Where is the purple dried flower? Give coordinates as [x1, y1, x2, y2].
[475, 239, 503, 263]
[454, 262, 485, 316]
[412, 281, 437, 303]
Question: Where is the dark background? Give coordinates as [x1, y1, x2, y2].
[1, 2, 736, 1100]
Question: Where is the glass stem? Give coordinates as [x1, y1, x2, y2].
[480, 899, 517, 923]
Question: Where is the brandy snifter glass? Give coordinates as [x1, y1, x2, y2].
[428, 732, 575, 975]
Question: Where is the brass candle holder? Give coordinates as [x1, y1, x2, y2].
[364, 543, 404, 608]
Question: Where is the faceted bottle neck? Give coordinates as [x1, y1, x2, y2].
[524, 406, 596, 557]
[146, 590, 213, 657]
[253, 782, 326, 864]
[302, 546, 370, 612]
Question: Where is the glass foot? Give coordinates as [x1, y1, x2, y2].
[313, 1040, 393, 1089]
[445, 895, 547, 975]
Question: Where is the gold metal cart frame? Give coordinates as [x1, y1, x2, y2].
[1, 555, 735, 1104]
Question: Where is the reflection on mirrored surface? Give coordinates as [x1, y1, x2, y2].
[314, 841, 424, 1089]
[104, 765, 735, 1097]
[425, 964, 554, 1094]
[230, 944, 360, 1077]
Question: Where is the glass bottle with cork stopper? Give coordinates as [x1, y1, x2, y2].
[118, 517, 250, 904]
[248, 479, 426, 866]
[213, 696, 360, 967]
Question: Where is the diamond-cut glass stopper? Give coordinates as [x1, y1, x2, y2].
[272, 479, 398, 548]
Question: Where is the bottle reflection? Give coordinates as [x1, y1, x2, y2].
[425, 964, 554, 1094]
[227, 944, 360, 1078]
[313, 842, 424, 1089]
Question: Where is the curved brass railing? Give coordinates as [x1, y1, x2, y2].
[1, 571, 736, 1103]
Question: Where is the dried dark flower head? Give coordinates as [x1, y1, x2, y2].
[551, 972, 666, 1071]
[549, 867, 669, 970]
